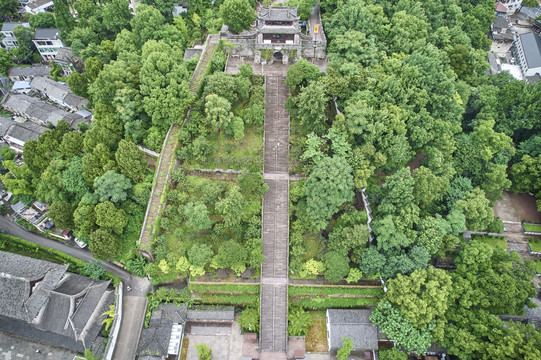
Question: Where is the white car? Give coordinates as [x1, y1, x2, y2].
[74, 238, 87, 248]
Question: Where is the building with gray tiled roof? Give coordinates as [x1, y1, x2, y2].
[1, 22, 30, 50]
[30, 76, 88, 111]
[24, 0, 54, 14]
[0, 116, 48, 152]
[7, 65, 51, 82]
[3, 94, 87, 129]
[221, 5, 326, 64]
[32, 28, 64, 60]
[512, 32, 541, 78]
[187, 305, 235, 321]
[326, 309, 379, 353]
[0, 251, 115, 353]
[136, 303, 187, 359]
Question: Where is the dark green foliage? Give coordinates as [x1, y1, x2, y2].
[288, 306, 313, 336]
[12, 26, 35, 63]
[0, 48, 13, 76]
[48, 201, 74, 229]
[80, 260, 106, 280]
[238, 307, 259, 333]
[220, 0, 256, 33]
[323, 251, 349, 282]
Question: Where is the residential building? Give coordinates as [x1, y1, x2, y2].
[326, 309, 379, 356]
[7, 65, 51, 82]
[54, 47, 83, 76]
[499, 0, 523, 14]
[0, 251, 115, 353]
[30, 76, 89, 111]
[1, 22, 30, 50]
[491, 16, 516, 42]
[512, 32, 541, 77]
[495, 1, 509, 16]
[3, 93, 87, 129]
[0, 116, 48, 152]
[222, 5, 326, 64]
[24, 0, 54, 14]
[32, 28, 63, 61]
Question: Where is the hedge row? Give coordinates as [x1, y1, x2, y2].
[195, 293, 259, 307]
[189, 283, 260, 293]
[288, 285, 383, 297]
[290, 296, 379, 310]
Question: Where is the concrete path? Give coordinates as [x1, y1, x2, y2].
[260, 75, 290, 358]
[112, 296, 148, 360]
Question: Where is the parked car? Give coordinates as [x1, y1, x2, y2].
[74, 238, 87, 248]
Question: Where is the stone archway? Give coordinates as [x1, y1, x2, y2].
[273, 51, 283, 63]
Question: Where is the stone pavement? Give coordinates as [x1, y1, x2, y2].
[185, 319, 243, 360]
[260, 74, 290, 357]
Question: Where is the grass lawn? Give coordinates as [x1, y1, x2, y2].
[305, 311, 328, 352]
[185, 125, 263, 172]
[524, 223, 541, 233]
[527, 238, 541, 252]
[471, 234, 508, 250]
[534, 260, 541, 274]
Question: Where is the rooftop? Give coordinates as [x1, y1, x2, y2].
[259, 6, 299, 22]
[327, 309, 379, 351]
[8, 65, 51, 78]
[1, 22, 29, 32]
[137, 303, 188, 358]
[25, 0, 54, 10]
[34, 28, 60, 40]
[518, 32, 541, 69]
[495, 2, 508, 13]
[0, 251, 114, 352]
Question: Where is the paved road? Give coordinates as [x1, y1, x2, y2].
[0, 215, 151, 359]
[260, 75, 290, 358]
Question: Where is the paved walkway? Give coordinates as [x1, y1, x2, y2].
[260, 75, 290, 358]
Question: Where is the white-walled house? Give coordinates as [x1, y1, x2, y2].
[24, 0, 54, 14]
[32, 28, 64, 61]
[512, 32, 541, 78]
[1, 22, 31, 50]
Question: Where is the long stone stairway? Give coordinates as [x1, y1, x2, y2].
[260, 75, 290, 359]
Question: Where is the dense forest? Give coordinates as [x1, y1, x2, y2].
[284, 0, 541, 357]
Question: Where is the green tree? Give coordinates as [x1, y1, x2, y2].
[95, 201, 128, 234]
[0, 48, 13, 76]
[195, 343, 212, 360]
[29, 12, 56, 28]
[324, 251, 350, 282]
[0, 0, 19, 18]
[102, 0, 133, 36]
[80, 260, 105, 280]
[288, 306, 313, 336]
[290, 81, 329, 135]
[115, 139, 148, 182]
[455, 188, 494, 231]
[238, 307, 259, 332]
[188, 243, 214, 268]
[214, 240, 247, 275]
[385, 267, 452, 340]
[285, 58, 320, 91]
[53, 0, 76, 34]
[49, 201, 75, 229]
[304, 157, 354, 230]
[216, 185, 245, 227]
[0, 161, 34, 196]
[89, 228, 121, 260]
[74, 203, 97, 238]
[62, 157, 89, 199]
[378, 348, 407, 360]
[60, 131, 83, 159]
[336, 337, 353, 360]
[205, 94, 234, 133]
[12, 25, 36, 64]
[67, 72, 89, 98]
[94, 170, 132, 203]
[183, 201, 212, 232]
[220, 0, 256, 33]
[370, 301, 432, 354]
